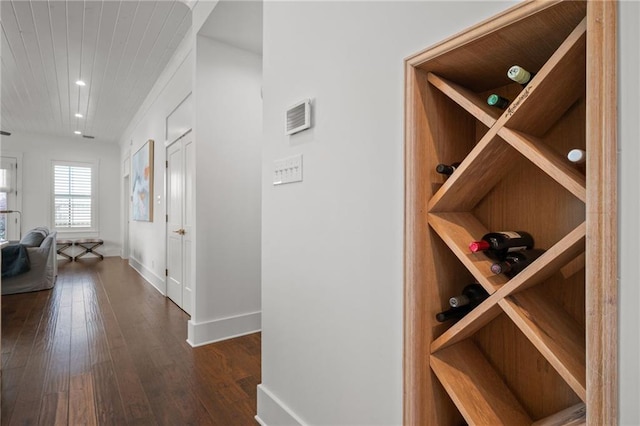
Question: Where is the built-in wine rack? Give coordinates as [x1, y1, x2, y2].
[404, 1, 617, 425]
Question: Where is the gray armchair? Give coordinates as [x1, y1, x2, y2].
[1, 228, 58, 295]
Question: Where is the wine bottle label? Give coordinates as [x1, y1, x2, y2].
[498, 231, 522, 239]
[507, 245, 527, 253]
[507, 66, 532, 84]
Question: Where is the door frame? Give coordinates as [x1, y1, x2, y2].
[122, 154, 131, 259]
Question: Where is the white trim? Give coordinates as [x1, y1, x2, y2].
[129, 256, 166, 295]
[164, 128, 192, 148]
[123, 153, 131, 178]
[186, 311, 261, 347]
[256, 384, 305, 426]
[165, 91, 193, 144]
[122, 173, 130, 260]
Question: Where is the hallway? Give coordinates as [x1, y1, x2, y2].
[1, 257, 260, 425]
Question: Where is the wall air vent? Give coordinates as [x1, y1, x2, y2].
[285, 99, 311, 135]
[82, 135, 95, 139]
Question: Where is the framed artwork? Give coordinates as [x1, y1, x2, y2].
[132, 139, 154, 221]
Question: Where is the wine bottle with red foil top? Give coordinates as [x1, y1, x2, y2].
[490, 248, 546, 278]
[469, 231, 534, 260]
[435, 162, 461, 176]
[507, 65, 536, 86]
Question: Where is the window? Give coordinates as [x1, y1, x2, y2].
[53, 161, 96, 230]
[0, 155, 21, 240]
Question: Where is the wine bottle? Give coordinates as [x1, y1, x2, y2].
[487, 94, 510, 109]
[449, 283, 489, 308]
[469, 231, 534, 260]
[436, 283, 490, 322]
[490, 248, 546, 278]
[435, 162, 461, 176]
[435, 305, 473, 323]
[567, 148, 586, 164]
[507, 65, 536, 85]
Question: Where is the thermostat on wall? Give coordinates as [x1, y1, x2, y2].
[285, 99, 311, 135]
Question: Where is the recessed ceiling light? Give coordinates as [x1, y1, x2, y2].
[75, 113, 83, 118]
[74, 131, 82, 135]
[75, 80, 86, 86]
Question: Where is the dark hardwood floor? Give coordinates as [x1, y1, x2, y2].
[1, 257, 261, 425]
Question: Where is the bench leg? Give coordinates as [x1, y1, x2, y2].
[57, 244, 74, 261]
[74, 243, 104, 261]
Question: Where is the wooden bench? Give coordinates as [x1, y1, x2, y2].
[74, 239, 104, 261]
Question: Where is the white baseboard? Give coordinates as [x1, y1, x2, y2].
[186, 311, 261, 347]
[256, 384, 305, 426]
[128, 257, 166, 295]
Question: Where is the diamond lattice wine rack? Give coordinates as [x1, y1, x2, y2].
[403, 1, 617, 425]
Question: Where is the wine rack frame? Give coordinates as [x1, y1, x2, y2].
[404, 1, 617, 425]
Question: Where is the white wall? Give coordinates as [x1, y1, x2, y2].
[259, 1, 640, 425]
[1, 131, 120, 256]
[117, 3, 262, 346]
[258, 2, 518, 424]
[618, 2, 640, 424]
[119, 38, 193, 293]
[190, 35, 262, 345]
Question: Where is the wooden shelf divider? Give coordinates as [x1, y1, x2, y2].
[498, 127, 586, 202]
[429, 219, 585, 354]
[428, 212, 510, 292]
[532, 403, 586, 426]
[502, 18, 586, 136]
[430, 339, 533, 426]
[430, 292, 503, 353]
[501, 291, 586, 401]
[427, 132, 520, 212]
[427, 72, 500, 128]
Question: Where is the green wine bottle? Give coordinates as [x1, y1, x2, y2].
[487, 94, 510, 109]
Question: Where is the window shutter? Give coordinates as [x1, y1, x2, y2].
[54, 164, 92, 228]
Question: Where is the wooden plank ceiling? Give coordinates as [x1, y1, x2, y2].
[0, 0, 191, 143]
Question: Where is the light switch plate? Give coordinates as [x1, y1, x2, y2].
[273, 154, 303, 185]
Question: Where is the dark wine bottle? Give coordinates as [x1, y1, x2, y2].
[435, 162, 461, 176]
[469, 231, 534, 260]
[487, 94, 510, 109]
[435, 305, 473, 323]
[507, 65, 536, 85]
[490, 248, 546, 278]
[449, 283, 489, 308]
[436, 283, 490, 323]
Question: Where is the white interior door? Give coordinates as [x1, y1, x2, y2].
[166, 135, 193, 314]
